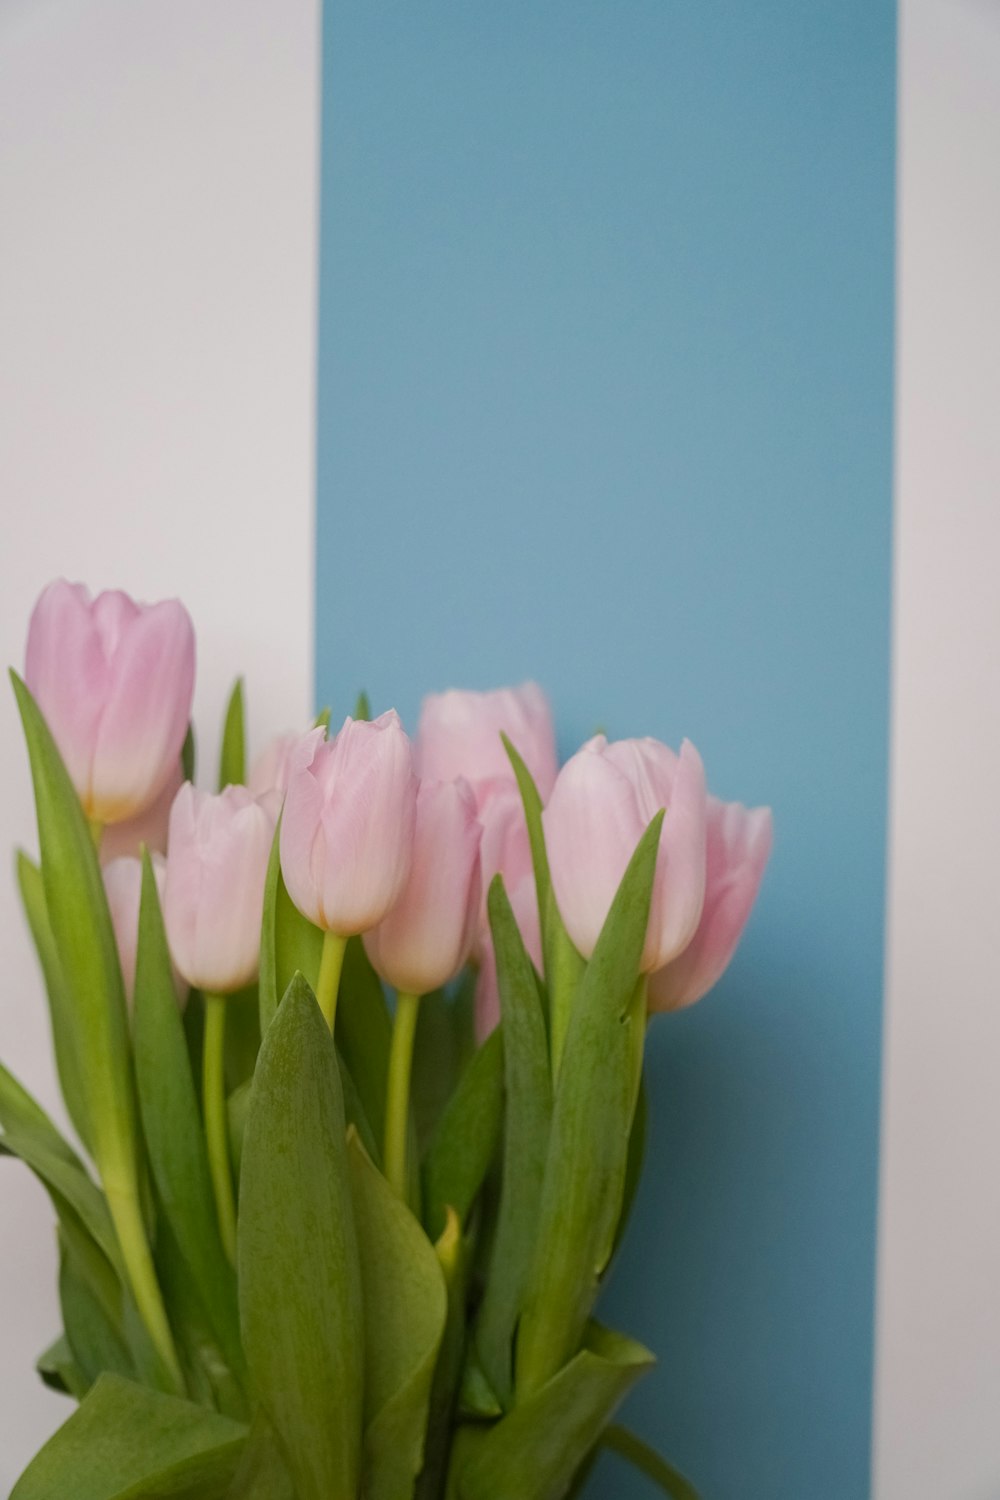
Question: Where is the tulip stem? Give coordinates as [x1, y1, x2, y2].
[316, 930, 348, 1032]
[384, 990, 421, 1198]
[203, 993, 237, 1266]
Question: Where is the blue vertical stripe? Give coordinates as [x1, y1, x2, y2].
[317, 5, 895, 1495]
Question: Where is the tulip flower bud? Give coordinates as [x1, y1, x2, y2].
[163, 783, 277, 994]
[100, 762, 183, 863]
[280, 711, 417, 936]
[24, 579, 195, 825]
[103, 852, 176, 1002]
[544, 735, 708, 974]
[247, 726, 326, 800]
[649, 797, 772, 1012]
[364, 778, 482, 996]
[416, 683, 558, 808]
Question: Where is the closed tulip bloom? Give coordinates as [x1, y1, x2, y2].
[103, 853, 173, 1001]
[544, 735, 708, 974]
[163, 783, 277, 994]
[416, 683, 558, 807]
[247, 726, 325, 800]
[280, 711, 417, 936]
[100, 761, 182, 863]
[649, 798, 772, 1012]
[364, 778, 482, 996]
[24, 580, 195, 825]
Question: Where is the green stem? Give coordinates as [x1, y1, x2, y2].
[203, 993, 237, 1265]
[384, 990, 421, 1197]
[316, 930, 348, 1031]
[105, 1183, 184, 1392]
[601, 1423, 701, 1499]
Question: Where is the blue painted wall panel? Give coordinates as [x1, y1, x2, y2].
[317, 6, 895, 1495]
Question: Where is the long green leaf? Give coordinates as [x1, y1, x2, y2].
[473, 877, 552, 1406]
[453, 1325, 654, 1500]
[417, 1210, 470, 1500]
[348, 1131, 447, 1500]
[515, 814, 662, 1400]
[35, 1334, 88, 1401]
[10, 1373, 246, 1500]
[59, 1230, 135, 1391]
[422, 1026, 504, 1242]
[600, 1425, 702, 1500]
[217, 678, 246, 789]
[132, 853, 244, 1386]
[223, 1411, 295, 1500]
[258, 820, 323, 1035]
[239, 974, 363, 1500]
[16, 850, 92, 1152]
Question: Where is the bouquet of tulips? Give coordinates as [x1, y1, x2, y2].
[2, 580, 771, 1500]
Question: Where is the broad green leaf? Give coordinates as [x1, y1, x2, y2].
[258, 820, 323, 1035]
[0, 1062, 122, 1273]
[9, 673, 142, 1250]
[347, 1132, 447, 1500]
[10, 1373, 246, 1500]
[600, 1424, 702, 1500]
[59, 1230, 134, 1390]
[223, 1411, 295, 1500]
[454, 1325, 654, 1500]
[155, 1220, 247, 1421]
[416, 1210, 469, 1500]
[36, 1335, 87, 1401]
[501, 735, 584, 1072]
[16, 851, 91, 1152]
[217, 678, 246, 789]
[132, 854, 244, 1387]
[515, 815, 662, 1400]
[239, 974, 363, 1500]
[474, 877, 552, 1406]
[223, 988, 261, 1092]
[422, 1026, 504, 1242]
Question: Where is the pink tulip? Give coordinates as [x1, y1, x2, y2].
[364, 779, 482, 996]
[543, 735, 708, 974]
[280, 711, 417, 936]
[247, 726, 325, 799]
[163, 783, 278, 994]
[416, 683, 558, 808]
[649, 797, 772, 1012]
[24, 580, 195, 825]
[100, 761, 183, 863]
[103, 853, 177, 1002]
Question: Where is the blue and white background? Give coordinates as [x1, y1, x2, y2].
[1, 2, 998, 1496]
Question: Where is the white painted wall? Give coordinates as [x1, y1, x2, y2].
[875, 1, 1000, 1496]
[0, 0, 318, 1483]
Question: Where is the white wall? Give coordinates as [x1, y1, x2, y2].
[0, 0, 318, 1484]
[875, 1, 1000, 1496]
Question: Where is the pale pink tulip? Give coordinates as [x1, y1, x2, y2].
[416, 683, 558, 807]
[543, 735, 708, 974]
[247, 726, 325, 799]
[649, 797, 772, 1011]
[24, 580, 195, 825]
[280, 711, 417, 936]
[364, 779, 482, 996]
[100, 761, 183, 863]
[163, 783, 278, 994]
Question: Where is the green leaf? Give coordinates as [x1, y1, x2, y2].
[473, 877, 552, 1407]
[353, 689, 371, 721]
[9, 672, 141, 1229]
[453, 1325, 654, 1500]
[181, 724, 196, 782]
[226, 1079, 251, 1183]
[258, 820, 323, 1035]
[59, 1229, 135, 1390]
[0, 1062, 122, 1274]
[223, 988, 261, 1092]
[422, 1026, 504, 1243]
[500, 735, 585, 1073]
[347, 1131, 447, 1500]
[239, 974, 363, 1500]
[223, 1411, 295, 1500]
[335, 937, 394, 1153]
[36, 1335, 88, 1401]
[16, 851, 91, 1152]
[155, 1220, 247, 1421]
[612, 1073, 648, 1264]
[600, 1424, 702, 1500]
[217, 678, 246, 789]
[10, 1373, 246, 1500]
[132, 854, 245, 1386]
[515, 814, 662, 1400]
[416, 1210, 470, 1500]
